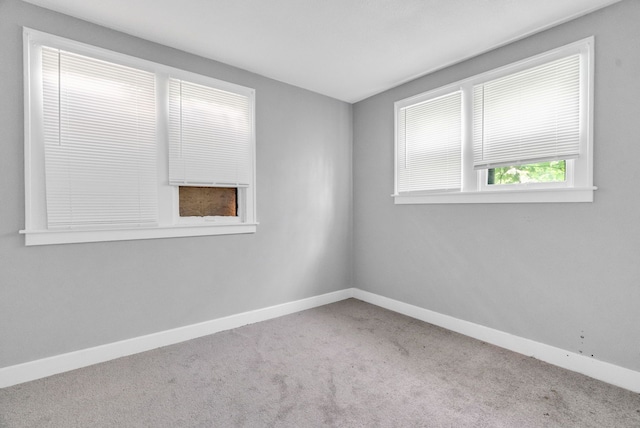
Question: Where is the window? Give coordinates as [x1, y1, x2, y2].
[22, 28, 256, 245]
[394, 37, 595, 204]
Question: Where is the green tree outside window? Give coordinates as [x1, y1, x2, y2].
[488, 160, 566, 185]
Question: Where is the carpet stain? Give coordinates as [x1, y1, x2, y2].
[269, 373, 297, 425]
[321, 369, 342, 425]
[271, 374, 289, 402]
[390, 338, 410, 357]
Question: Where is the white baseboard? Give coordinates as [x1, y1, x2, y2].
[352, 289, 640, 393]
[0, 288, 355, 388]
[2, 287, 639, 394]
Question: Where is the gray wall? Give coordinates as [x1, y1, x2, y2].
[354, 0, 640, 372]
[0, 0, 353, 367]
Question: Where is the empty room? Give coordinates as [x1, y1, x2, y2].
[1, 0, 639, 426]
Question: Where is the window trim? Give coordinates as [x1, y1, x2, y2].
[393, 37, 595, 205]
[20, 223, 258, 246]
[21, 28, 257, 245]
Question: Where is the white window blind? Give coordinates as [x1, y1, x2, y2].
[472, 54, 582, 170]
[168, 79, 252, 187]
[41, 47, 158, 228]
[397, 91, 462, 193]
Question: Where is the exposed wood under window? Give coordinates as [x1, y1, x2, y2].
[179, 187, 237, 217]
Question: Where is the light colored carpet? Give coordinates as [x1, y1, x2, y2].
[1, 298, 639, 427]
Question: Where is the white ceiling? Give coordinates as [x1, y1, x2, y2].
[23, 0, 620, 103]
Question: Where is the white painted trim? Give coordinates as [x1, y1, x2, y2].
[0, 288, 355, 388]
[352, 289, 640, 393]
[3, 287, 639, 394]
[393, 186, 596, 204]
[20, 223, 259, 246]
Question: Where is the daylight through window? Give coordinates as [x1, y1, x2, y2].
[394, 37, 594, 204]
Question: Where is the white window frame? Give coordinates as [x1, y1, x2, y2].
[394, 37, 595, 205]
[22, 28, 257, 245]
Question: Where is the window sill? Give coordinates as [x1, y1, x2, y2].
[393, 186, 596, 205]
[20, 222, 258, 246]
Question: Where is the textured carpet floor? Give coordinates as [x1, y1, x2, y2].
[1, 298, 639, 427]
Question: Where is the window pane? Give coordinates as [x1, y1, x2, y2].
[42, 47, 158, 228]
[169, 79, 252, 187]
[488, 160, 566, 185]
[397, 91, 462, 192]
[473, 54, 581, 169]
